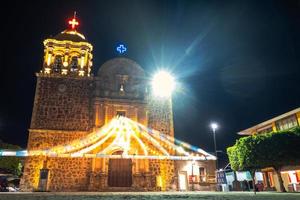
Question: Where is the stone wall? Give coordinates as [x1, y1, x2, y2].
[21, 130, 91, 191]
[31, 75, 93, 131]
[147, 96, 176, 191]
[21, 156, 92, 192]
[149, 160, 176, 191]
[20, 156, 45, 191]
[26, 130, 88, 150]
[147, 97, 174, 137]
[132, 172, 153, 191]
[47, 158, 92, 191]
[88, 171, 107, 191]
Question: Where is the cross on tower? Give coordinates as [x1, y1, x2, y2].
[68, 12, 79, 29]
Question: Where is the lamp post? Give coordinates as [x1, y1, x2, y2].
[191, 160, 195, 191]
[210, 122, 218, 169]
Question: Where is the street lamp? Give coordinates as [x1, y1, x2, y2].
[210, 122, 218, 169]
[191, 160, 195, 191]
[151, 70, 175, 97]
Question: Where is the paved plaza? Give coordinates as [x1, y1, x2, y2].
[0, 192, 299, 200]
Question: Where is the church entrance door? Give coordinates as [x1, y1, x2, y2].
[108, 151, 132, 187]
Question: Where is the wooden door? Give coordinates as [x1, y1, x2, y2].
[108, 152, 132, 187]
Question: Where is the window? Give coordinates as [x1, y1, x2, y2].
[275, 115, 298, 131]
[53, 56, 62, 73]
[257, 127, 273, 134]
[116, 74, 128, 93]
[116, 111, 126, 117]
[70, 57, 78, 72]
[199, 167, 206, 182]
[119, 84, 125, 92]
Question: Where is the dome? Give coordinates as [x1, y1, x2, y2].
[96, 57, 146, 99]
[97, 57, 144, 77]
[52, 30, 87, 42]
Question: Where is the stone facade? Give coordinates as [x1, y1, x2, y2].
[20, 28, 215, 192]
[31, 75, 93, 131]
[21, 130, 90, 191]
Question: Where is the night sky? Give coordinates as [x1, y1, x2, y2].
[1, 0, 300, 167]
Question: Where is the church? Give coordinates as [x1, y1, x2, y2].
[20, 15, 216, 192]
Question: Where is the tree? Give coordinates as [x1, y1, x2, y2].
[227, 127, 300, 192]
[227, 146, 239, 171]
[0, 140, 23, 176]
[227, 136, 261, 193]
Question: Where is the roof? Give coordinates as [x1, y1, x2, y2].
[97, 57, 145, 77]
[238, 107, 300, 135]
[52, 29, 87, 42]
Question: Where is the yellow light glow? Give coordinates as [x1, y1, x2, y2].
[156, 176, 163, 187]
[152, 70, 175, 97]
[79, 70, 85, 76]
[44, 68, 51, 74]
[80, 56, 85, 68]
[47, 54, 52, 66]
[62, 69, 68, 75]
[43, 39, 93, 50]
[62, 30, 86, 40]
[63, 61, 68, 67]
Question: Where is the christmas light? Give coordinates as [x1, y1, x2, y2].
[63, 61, 68, 67]
[80, 57, 85, 68]
[44, 68, 51, 74]
[79, 70, 85, 76]
[0, 116, 216, 161]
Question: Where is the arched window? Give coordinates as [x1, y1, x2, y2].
[70, 57, 78, 72]
[53, 56, 62, 73]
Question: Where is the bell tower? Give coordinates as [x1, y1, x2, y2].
[42, 14, 92, 77]
[21, 14, 94, 192]
[30, 14, 93, 131]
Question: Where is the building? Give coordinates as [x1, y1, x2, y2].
[238, 107, 300, 192]
[20, 16, 216, 192]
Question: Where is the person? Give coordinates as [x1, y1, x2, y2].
[242, 180, 250, 191]
[255, 182, 264, 192]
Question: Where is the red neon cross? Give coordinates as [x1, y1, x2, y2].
[69, 18, 79, 29]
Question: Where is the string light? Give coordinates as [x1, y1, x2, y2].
[2, 116, 216, 161]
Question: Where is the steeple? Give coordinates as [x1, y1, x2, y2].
[41, 13, 93, 77]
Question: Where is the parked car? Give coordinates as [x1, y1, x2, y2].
[0, 177, 8, 192]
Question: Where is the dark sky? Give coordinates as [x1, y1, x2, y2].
[1, 0, 300, 167]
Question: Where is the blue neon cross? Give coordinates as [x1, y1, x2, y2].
[116, 44, 127, 54]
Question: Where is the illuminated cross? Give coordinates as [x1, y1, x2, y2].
[68, 12, 79, 29]
[116, 44, 127, 54]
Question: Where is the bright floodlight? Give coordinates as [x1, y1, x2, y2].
[152, 70, 175, 97]
[210, 123, 218, 131]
